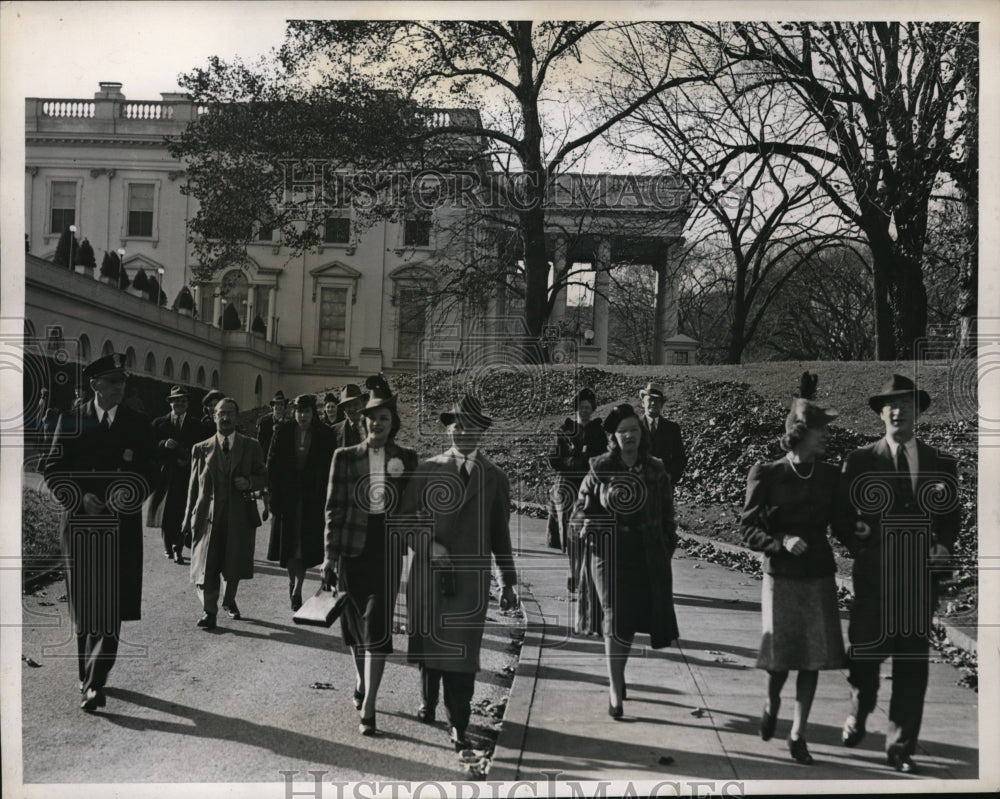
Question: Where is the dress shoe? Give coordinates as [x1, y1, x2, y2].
[760, 702, 780, 741]
[173, 550, 184, 564]
[841, 714, 866, 747]
[80, 688, 106, 711]
[788, 737, 813, 765]
[291, 593, 303, 612]
[450, 727, 472, 751]
[608, 701, 624, 720]
[888, 746, 918, 774]
[222, 602, 241, 620]
[359, 715, 378, 736]
[416, 705, 436, 724]
[163, 550, 174, 559]
[353, 688, 365, 711]
[197, 613, 217, 629]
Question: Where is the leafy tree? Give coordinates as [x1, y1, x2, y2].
[100, 251, 129, 289]
[53, 227, 79, 269]
[74, 238, 96, 270]
[251, 315, 267, 336]
[222, 303, 242, 330]
[173, 285, 195, 312]
[131, 269, 150, 295]
[172, 21, 720, 346]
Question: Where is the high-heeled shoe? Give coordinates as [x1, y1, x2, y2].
[788, 737, 813, 765]
[608, 700, 624, 720]
[759, 702, 779, 741]
[359, 715, 378, 736]
[353, 689, 365, 711]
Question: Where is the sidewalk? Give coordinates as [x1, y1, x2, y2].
[491, 514, 980, 785]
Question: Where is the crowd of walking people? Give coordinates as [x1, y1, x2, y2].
[40, 352, 959, 774]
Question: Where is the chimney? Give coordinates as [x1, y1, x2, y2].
[95, 82, 125, 100]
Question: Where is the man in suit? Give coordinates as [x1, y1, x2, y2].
[332, 383, 368, 449]
[147, 386, 203, 564]
[835, 374, 960, 774]
[183, 397, 267, 629]
[43, 352, 157, 711]
[255, 390, 288, 458]
[403, 394, 519, 751]
[637, 382, 687, 485]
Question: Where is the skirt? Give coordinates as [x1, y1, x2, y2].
[757, 572, 847, 671]
[338, 514, 401, 654]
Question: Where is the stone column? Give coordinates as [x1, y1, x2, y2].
[593, 237, 611, 365]
[549, 234, 568, 326]
[212, 294, 222, 329]
[268, 287, 277, 343]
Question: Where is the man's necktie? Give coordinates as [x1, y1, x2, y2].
[896, 445, 915, 504]
[460, 460, 471, 486]
[222, 437, 230, 455]
[99, 412, 110, 431]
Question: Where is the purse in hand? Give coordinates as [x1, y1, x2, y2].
[293, 587, 355, 627]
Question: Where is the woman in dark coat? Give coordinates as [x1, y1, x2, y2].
[322, 378, 418, 736]
[569, 403, 678, 719]
[741, 385, 854, 765]
[267, 394, 335, 611]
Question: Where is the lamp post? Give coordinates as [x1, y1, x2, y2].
[117, 247, 126, 289]
[68, 225, 77, 269]
[157, 267, 165, 305]
[220, 297, 227, 329]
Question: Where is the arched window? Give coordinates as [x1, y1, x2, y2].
[254, 375, 262, 406]
[78, 333, 91, 362]
[180, 362, 191, 383]
[196, 365, 206, 386]
[163, 357, 174, 378]
[144, 352, 156, 373]
[211, 369, 220, 389]
[125, 347, 136, 369]
[102, 340, 114, 357]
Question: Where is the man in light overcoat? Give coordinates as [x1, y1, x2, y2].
[183, 397, 267, 629]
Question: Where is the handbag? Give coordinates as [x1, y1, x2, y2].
[293, 587, 355, 627]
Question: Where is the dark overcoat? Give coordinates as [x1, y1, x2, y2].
[638, 416, 687, 485]
[569, 451, 679, 648]
[404, 452, 518, 673]
[331, 418, 365, 450]
[547, 416, 607, 527]
[44, 400, 157, 623]
[266, 421, 336, 568]
[146, 411, 205, 530]
[183, 433, 267, 583]
[835, 438, 960, 655]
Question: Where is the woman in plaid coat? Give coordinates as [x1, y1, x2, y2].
[322, 379, 418, 736]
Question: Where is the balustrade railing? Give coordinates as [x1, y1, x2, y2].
[41, 100, 95, 118]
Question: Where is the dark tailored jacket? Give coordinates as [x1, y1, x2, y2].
[403, 451, 518, 673]
[638, 415, 687, 485]
[44, 401, 157, 623]
[331, 418, 365, 450]
[741, 458, 845, 578]
[833, 438, 960, 650]
[324, 440, 419, 560]
[266, 421, 336, 568]
[547, 416, 607, 519]
[146, 411, 205, 530]
[569, 451, 678, 648]
[183, 432, 268, 583]
[255, 413, 283, 459]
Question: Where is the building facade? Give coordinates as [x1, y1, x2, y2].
[25, 82, 694, 406]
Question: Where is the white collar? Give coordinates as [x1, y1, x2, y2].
[448, 447, 479, 468]
[216, 432, 235, 448]
[884, 436, 917, 459]
[94, 401, 117, 422]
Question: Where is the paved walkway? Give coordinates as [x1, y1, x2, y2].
[491, 514, 981, 787]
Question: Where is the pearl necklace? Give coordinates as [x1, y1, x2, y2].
[786, 452, 815, 480]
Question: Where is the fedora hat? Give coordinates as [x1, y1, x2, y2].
[201, 389, 224, 409]
[337, 383, 369, 407]
[82, 352, 128, 382]
[362, 377, 397, 414]
[639, 382, 665, 400]
[868, 374, 931, 414]
[167, 385, 189, 401]
[291, 393, 317, 409]
[440, 394, 492, 428]
[270, 390, 288, 406]
[785, 397, 838, 432]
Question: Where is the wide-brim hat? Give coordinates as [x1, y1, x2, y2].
[292, 394, 317, 409]
[440, 394, 492, 428]
[270, 390, 288, 406]
[639, 382, 665, 400]
[167, 385, 189, 400]
[867, 374, 931, 413]
[363, 388, 397, 414]
[785, 397, 839, 432]
[202, 389, 225, 409]
[337, 384, 369, 407]
[82, 353, 129, 382]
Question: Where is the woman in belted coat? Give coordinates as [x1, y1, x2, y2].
[267, 394, 336, 611]
[569, 403, 678, 720]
